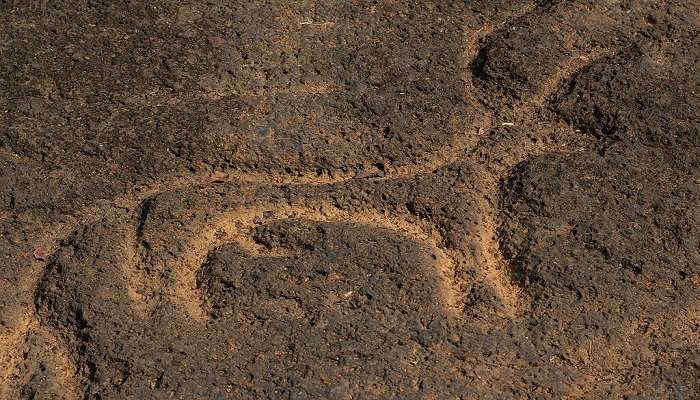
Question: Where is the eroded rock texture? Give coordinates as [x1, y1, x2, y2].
[1, 0, 698, 399]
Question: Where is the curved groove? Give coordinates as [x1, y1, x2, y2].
[468, 0, 642, 108]
[137, 201, 462, 322]
[8, 3, 697, 397]
[0, 315, 32, 397]
[0, 316, 80, 400]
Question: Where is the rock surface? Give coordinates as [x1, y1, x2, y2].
[1, 1, 698, 398]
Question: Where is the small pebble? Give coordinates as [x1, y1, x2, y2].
[33, 246, 49, 261]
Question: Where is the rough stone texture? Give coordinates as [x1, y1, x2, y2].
[1, 1, 698, 399]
